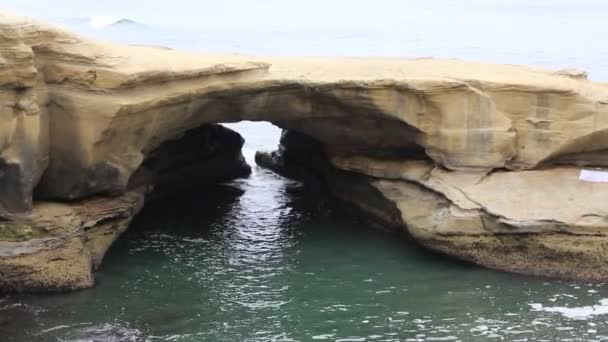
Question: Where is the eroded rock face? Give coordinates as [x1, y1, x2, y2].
[128, 123, 251, 199]
[255, 130, 406, 233]
[256, 131, 608, 281]
[0, 191, 144, 292]
[3, 11, 608, 214]
[0, 121, 251, 292]
[331, 156, 608, 280]
[2, 11, 608, 288]
[0, 14, 49, 217]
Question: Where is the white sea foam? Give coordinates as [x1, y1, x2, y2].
[87, 16, 136, 28]
[530, 298, 608, 319]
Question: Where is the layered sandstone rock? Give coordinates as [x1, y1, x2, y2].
[257, 130, 608, 281]
[331, 156, 608, 280]
[0, 190, 143, 292]
[2, 11, 608, 289]
[4, 11, 608, 213]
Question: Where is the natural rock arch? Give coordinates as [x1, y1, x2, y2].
[2, 12, 608, 292]
[4, 11, 608, 212]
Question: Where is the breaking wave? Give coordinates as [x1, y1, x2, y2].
[83, 16, 138, 28]
[530, 298, 608, 319]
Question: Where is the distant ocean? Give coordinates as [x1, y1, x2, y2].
[5, 0, 608, 80]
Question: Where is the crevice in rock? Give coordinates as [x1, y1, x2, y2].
[127, 123, 251, 201]
[255, 129, 411, 234]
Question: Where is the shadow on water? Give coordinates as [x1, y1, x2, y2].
[124, 184, 248, 238]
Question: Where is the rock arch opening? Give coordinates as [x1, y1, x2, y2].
[3, 12, 608, 292]
[122, 116, 427, 233]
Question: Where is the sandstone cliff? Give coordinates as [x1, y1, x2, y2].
[2, 11, 608, 290]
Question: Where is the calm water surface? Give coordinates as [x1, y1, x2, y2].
[2, 1, 608, 341]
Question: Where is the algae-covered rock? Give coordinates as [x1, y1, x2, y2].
[0, 191, 143, 292]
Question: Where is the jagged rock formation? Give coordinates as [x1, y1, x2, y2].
[259, 130, 608, 281]
[0, 191, 143, 291]
[2, 11, 608, 290]
[331, 157, 608, 280]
